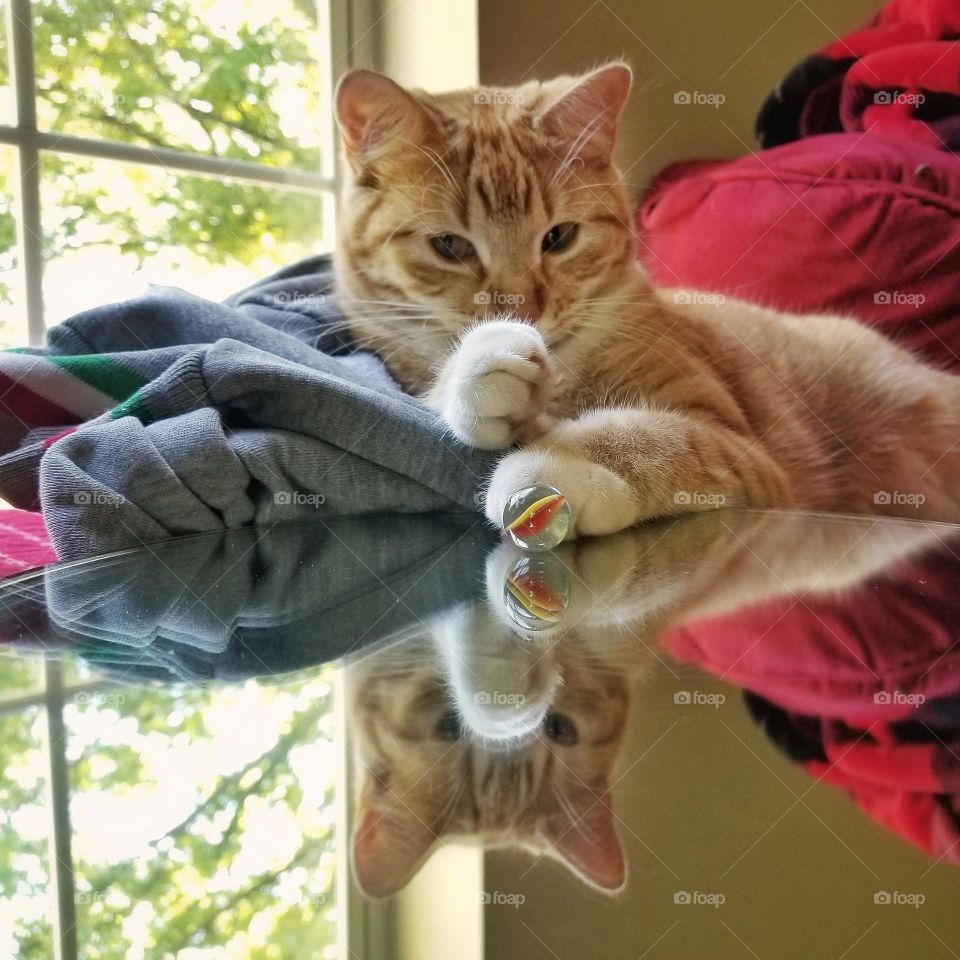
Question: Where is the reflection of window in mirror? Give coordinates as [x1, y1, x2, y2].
[0, 657, 344, 958]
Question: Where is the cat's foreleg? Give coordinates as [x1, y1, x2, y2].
[426, 318, 557, 450]
[483, 406, 791, 538]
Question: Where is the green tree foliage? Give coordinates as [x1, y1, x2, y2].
[0, 0, 327, 310]
[0, 670, 339, 958]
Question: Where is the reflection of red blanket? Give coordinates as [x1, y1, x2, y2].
[663, 547, 960, 722]
[744, 693, 960, 865]
[0, 509, 56, 577]
[661, 540, 960, 865]
[644, 0, 960, 865]
[756, 0, 960, 150]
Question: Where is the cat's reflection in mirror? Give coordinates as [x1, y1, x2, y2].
[347, 619, 631, 897]
[345, 513, 945, 898]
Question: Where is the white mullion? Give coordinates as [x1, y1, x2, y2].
[319, 0, 339, 184]
[42, 658, 79, 960]
[0, 125, 337, 194]
[7, 0, 45, 345]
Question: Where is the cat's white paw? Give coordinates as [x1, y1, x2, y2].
[436, 320, 556, 450]
[431, 602, 560, 741]
[485, 446, 640, 539]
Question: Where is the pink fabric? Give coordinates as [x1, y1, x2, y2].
[0, 509, 56, 576]
[661, 547, 960, 720]
[639, 133, 960, 370]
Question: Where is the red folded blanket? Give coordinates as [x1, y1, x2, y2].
[757, 0, 960, 150]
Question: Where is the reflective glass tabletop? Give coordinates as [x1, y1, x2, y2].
[2, 509, 960, 958]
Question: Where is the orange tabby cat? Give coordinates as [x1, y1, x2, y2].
[334, 63, 960, 538]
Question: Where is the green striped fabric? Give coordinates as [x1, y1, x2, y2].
[49, 355, 148, 403]
[108, 391, 153, 424]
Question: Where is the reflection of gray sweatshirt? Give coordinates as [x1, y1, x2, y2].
[0, 514, 495, 683]
[0, 256, 493, 559]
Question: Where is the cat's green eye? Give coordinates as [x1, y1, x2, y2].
[542, 222, 579, 254]
[430, 233, 476, 263]
[544, 711, 578, 746]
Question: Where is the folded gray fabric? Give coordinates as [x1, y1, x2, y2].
[0, 255, 495, 559]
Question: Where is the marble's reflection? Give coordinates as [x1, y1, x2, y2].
[344, 511, 960, 896]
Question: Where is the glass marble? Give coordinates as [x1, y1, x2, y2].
[502, 485, 571, 551]
[503, 553, 571, 631]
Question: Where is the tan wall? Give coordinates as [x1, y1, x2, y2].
[478, 0, 879, 200]
[379, 0, 478, 89]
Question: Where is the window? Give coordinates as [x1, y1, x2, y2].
[0, 0, 348, 347]
[0, 3, 362, 957]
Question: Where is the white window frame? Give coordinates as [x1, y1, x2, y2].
[0, 1, 482, 954]
[2, 0, 355, 347]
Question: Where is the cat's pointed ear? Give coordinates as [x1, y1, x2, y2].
[351, 785, 439, 898]
[536, 63, 632, 166]
[542, 786, 626, 892]
[335, 69, 434, 162]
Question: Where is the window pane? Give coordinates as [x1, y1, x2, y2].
[34, 0, 327, 172]
[41, 153, 330, 324]
[61, 657, 97, 687]
[0, 705, 53, 960]
[65, 672, 339, 957]
[0, 0, 13, 123]
[0, 657, 43, 698]
[0, 146, 23, 349]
